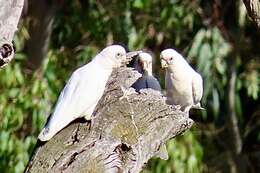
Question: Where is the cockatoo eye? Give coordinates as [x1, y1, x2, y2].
[169, 57, 173, 61]
[116, 52, 122, 58]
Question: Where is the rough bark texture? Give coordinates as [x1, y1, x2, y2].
[24, 67, 193, 173]
[0, 0, 24, 68]
[243, 0, 260, 30]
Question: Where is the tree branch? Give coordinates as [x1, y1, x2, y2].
[227, 61, 242, 155]
[243, 0, 260, 30]
[24, 67, 193, 173]
[0, 0, 24, 68]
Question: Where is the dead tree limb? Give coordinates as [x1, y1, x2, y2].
[243, 0, 260, 30]
[24, 67, 193, 173]
[0, 0, 24, 68]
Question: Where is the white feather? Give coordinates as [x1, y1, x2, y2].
[161, 48, 204, 113]
[38, 45, 127, 141]
[38, 61, 112, 141]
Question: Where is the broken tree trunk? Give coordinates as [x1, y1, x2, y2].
[24, 67, 193, 173]
[0, 0, 24, 68]
[243, 0, 260, 31]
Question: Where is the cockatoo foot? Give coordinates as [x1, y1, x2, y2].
[183, 105, 192, 116]
[192, 103, 205, 110]
[174, 104, 182, 110]
[119, 86, 135, 100]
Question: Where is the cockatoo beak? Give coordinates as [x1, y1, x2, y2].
[125, 50, 143, 64]
[160, 58, 168, 68]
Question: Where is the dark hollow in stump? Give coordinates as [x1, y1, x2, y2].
[24, 67, 193, 173]
[0, 0, 24, 68]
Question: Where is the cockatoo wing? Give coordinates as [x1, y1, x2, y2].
[38, 63, 108, 141]
[192, 73, 203, 106]
[146, 75, 162, 92]
[132, 75, 162, 92]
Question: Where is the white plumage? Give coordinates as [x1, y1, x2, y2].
[38, 45, 137, 141]
[160, 48, 203, 113]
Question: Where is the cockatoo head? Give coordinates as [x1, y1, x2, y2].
[100, 45, 127, 68]
[100, 45, 142, 69]
[134, 52, 153, 75]
[160, 48, 183, 68]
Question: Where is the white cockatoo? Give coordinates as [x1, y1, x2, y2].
[38, 45, 140, 141]
[132, 52, 161, 92]
[160, 48, 204, 113]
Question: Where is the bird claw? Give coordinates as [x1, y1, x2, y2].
[174, 104, 182, 110]
[119, 86, 135, 100]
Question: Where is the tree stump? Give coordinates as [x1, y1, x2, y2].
[243, 0, 260, 30]
[24, 67, 193, 173]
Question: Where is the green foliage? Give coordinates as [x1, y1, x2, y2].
[0, 57, 46, 173]
[188, 27, 231, 119]
[240, 61, 259, 100]
[143, 131, 203, 173]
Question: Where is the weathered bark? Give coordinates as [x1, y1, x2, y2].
[0, 0, 24, 68]
[24, 67, 193, 173]
[243, 0, 260, 30]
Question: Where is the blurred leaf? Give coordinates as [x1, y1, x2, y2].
[133, 0, 143, 8]
[198, 43, 212, 74]
[243, 70, 259, 100]
[212, 88, 220, 120]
